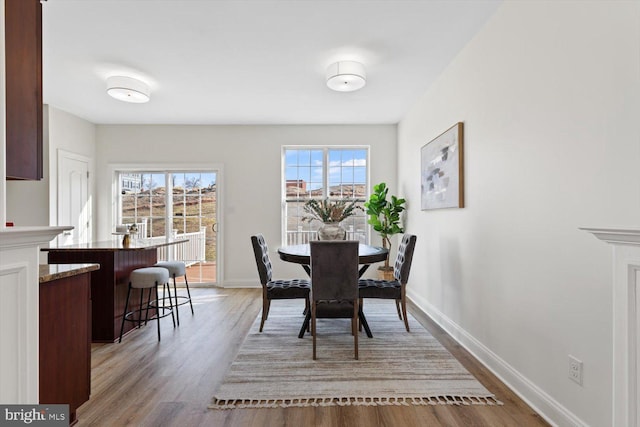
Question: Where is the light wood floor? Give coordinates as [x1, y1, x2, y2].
[76, 287, 549, 427]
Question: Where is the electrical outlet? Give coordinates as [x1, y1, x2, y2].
[569, 355, 583, 385]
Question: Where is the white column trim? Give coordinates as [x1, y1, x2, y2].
[582, 226, 640, 427]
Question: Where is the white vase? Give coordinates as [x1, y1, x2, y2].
[318, 222, 346, 240]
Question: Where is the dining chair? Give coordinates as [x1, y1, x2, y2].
[251, 234, 310, 332]
[310, 240, 360, 360]
[358, 234, 417, 332]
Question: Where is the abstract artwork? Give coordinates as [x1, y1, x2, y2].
[421, 122, 464, 210]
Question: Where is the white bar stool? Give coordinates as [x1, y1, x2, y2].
[119, 266, 175, 342]
[154, 260, 194, 325]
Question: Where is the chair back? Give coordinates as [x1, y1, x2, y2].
[310, 240, 359, 301]
[394, 234, 417, 283]
[251, 234, 273, 285]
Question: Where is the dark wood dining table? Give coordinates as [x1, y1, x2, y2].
[277, 243, 388, 339]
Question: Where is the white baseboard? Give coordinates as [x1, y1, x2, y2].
[218, 280, 260, 289]
[407, 290, 587, 427]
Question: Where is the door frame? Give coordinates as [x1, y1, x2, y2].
[57, 149, 92, 246]
[107, 162, 224, 286]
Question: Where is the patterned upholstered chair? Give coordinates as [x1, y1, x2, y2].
[358, 234, 417, 332]
[251, 234, 310, 332]
[310, 240, 360, 360]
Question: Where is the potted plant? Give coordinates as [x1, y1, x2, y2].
[364, 183, 406, 278]
[302, 198, 362, 240]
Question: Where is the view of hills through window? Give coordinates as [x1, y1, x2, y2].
[283, 147, 368, 244]
[118, 171, 217, 283]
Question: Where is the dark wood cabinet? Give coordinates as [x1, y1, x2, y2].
[39, 269, 92, 426]
[5, 0, 43, 180]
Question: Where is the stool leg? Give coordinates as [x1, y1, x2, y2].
[138, 286, 144, 328]
[119, 284, 132, 343]
[155, 285, 161, 341]
[166, 283, 176, 328]
[144, 287, 153, 325]
[184, 275, 194, 315]
[172, 275, 180, 326]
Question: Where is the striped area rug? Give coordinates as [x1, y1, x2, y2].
[210, 300, 501, 409]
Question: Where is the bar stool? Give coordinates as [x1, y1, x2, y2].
[154, 260, 194, 325]
[119, 267, 175, 342]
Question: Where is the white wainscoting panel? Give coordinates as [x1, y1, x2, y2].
[582, 227, 640, 427]
[0, 226, 70, 403]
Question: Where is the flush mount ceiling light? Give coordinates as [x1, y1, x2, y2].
[106, 76, 150, 103]
[326, 61, 366, 92]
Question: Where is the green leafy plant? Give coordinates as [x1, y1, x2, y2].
[364, 182, 406, 270]
[302, 198, 362, 224]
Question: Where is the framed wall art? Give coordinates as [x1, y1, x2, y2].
[421, 122, 464, 210]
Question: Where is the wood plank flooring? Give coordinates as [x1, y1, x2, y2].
[76, 287, 549, 426]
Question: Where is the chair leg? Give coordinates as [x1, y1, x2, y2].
[259, 296, 270, 332]
[118, 284, 132, 343]
[395, 299, 402, 320]
[305, 297, 310, 332]
[401, 296, 410, 332]
[354, 300, 359, 360]
[312, 304, 317, 360]
[184, 275, 194, 315]
[358, 298, 363, 332]
[172, 275, 180, 326]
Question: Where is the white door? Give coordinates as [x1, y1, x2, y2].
[58, 151, 90, 245]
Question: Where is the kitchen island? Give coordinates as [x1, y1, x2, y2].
[40, 263, 99, 425]
[42, 238, 187, 342]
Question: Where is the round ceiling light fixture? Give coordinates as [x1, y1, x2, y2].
[106, 76, 150, 103]
[326, 61, 366, 92]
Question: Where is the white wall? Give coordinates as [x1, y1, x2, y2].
[95, 124, 397, 286]
[398, 1, 640, 426]
[45, 106, 97, 232]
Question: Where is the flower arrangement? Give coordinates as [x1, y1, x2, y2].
[302, 198, 362, 223]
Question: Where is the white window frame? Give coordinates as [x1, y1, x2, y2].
[281, 145, 370, 245]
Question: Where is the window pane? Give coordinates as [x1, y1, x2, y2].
[136, 196, 150, 217]
[151, 196, 166, 217]
[172, 174, 185, 194]
[185, 173, 201, 192]
[353, 166, 366, 184]
[297, 150, 311, 166]
[184, 196, 201, 217]
[148, 218, 165, 237]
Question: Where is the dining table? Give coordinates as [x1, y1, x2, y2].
[277, 242, 388, 339]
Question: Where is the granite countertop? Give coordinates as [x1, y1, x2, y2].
[39, 263, 100, 283]
[41, 238, 189, 251]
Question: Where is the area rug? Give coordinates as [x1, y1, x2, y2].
[209, 300, 502, 409]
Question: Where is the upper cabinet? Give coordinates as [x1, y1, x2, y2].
[5, 0, 43, 180]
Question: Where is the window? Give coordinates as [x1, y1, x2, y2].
[282, 147, 368, 244]
[117, 170, 218, 284]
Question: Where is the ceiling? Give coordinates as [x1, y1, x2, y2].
[42, 0, 502, 125]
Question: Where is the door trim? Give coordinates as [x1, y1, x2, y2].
[57, 149, 92, 245]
